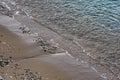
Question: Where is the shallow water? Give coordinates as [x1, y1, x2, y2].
[0, 0, 120, 80]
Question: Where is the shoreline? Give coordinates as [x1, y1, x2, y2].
[0, 0, 120, 79]
[0, 14, 104, 80]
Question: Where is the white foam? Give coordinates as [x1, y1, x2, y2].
[51, 53, 66, 56]
[65, 51, 74, 58]
[91, 67, 98, 73]
[100, 73, 107, 79]
[15, 11, 20, 15]
[2, 2, 11, 10]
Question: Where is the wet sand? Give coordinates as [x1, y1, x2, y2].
[0, 25, 70, 80]
[0, 25, 32, 59]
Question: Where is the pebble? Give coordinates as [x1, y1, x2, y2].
[2, 42, 6, 45]
[9, 76, 13, 78]
[0, 75, 4, 80]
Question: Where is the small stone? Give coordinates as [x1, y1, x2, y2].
[9, 76, 13, 78]
[0, 75, 4, 80]
[2, 42, 6, 44]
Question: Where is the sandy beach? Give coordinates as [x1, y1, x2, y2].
[0, 15, 104, 80]
[0, 25, 71, 80]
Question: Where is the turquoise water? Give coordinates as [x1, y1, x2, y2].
[0, 0, 120, 79]
[68, 0, 120, 29]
